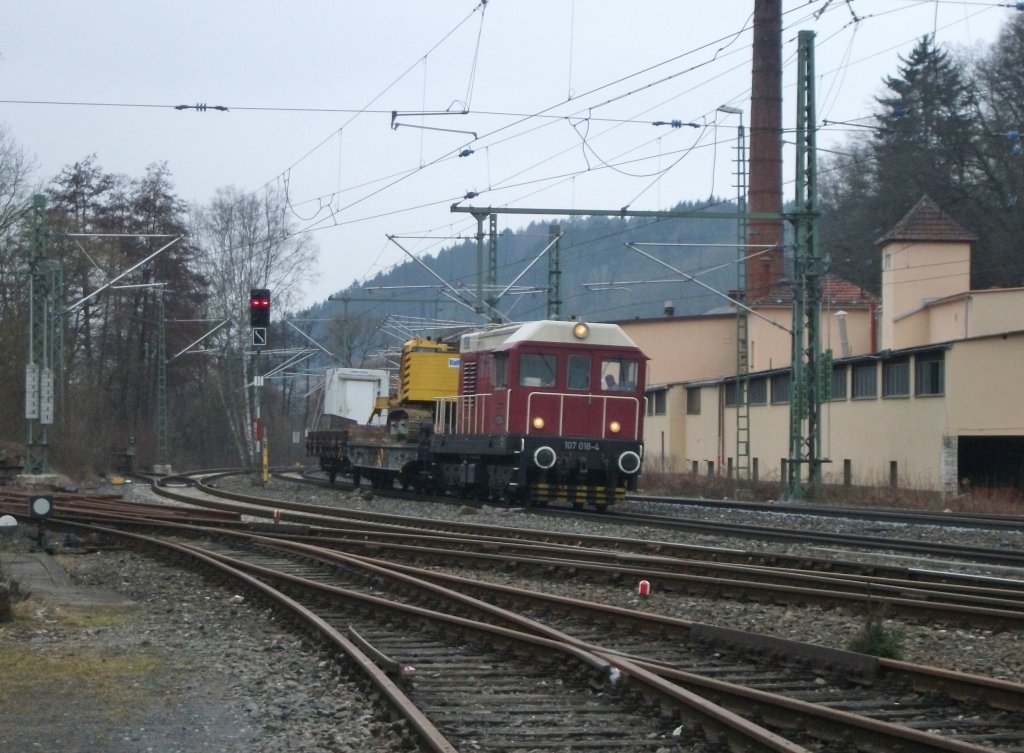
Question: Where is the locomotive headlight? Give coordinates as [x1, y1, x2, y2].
[609, 420, 621, 434]
[572, 321, 590, 340]
[532, 416, 545, 430]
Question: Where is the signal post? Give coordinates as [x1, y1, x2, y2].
[250, 288, 270, 485]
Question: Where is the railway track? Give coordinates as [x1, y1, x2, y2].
[133, 472, 1024, 627]
[52, 518, 1024, 752]
[277, 528, 1024, 628]
[67, 521, 797, 753]
[11, 475, 1021, 627]
[7, 474, 1024, 750]
[288, 466, 1024, 534]
[625, 492, 1024, 532]
[564, 506, 1024, 569]
[277, 468, 1024, 570]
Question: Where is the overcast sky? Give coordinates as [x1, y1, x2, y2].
[1, 1, 1018, 309]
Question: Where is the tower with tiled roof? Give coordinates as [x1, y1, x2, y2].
[876, 196, 976, 350]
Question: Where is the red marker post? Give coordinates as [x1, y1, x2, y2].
[637, 579, 651, 596]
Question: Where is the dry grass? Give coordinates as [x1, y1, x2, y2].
[637, 471, 1024, 515]
[0, 603, 176, 722]
[0, 645, 169, 718]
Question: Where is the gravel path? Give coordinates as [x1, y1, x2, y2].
[1, 478, 1021, 752]
[0, 540, 411, 753]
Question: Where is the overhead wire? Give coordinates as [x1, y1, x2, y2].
[464, 0, 488, 109]
[338, 2, 1012, 306]
[288, 0, 833, 245]
[273, 1, 490, 194]
[285, 128, 740, 244]
[366, 4, 770, 206]
[275, 4, 774, 279]
[269, 0, 796, 254]
[16, 1, 994, 304]
[5, 1, 1005, 244]
[478, 0, 1004, 216]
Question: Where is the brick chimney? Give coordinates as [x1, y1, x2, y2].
[747, 0, 785, 301]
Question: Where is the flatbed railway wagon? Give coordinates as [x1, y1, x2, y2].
[305, 367, 389, 483]
[343, 337, 460, 490]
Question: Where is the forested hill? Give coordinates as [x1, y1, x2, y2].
[309, 199, 746, 331]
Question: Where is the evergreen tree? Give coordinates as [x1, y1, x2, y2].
[872, 36, 980, 215]
[972, 14, 1024, 286]
[822, 37, 985, 293]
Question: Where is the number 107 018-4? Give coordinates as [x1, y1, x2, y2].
[563, 440, 600, 451]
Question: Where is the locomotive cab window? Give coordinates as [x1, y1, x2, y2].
[567, 355, 591, 390]
[492, 352, 508, 388]
[519, 353, 556, 388]
[601, 358, 638, 391]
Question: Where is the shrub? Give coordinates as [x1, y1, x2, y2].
[847, 602, 904, 659]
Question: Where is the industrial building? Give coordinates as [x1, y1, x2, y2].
[625, 196, 1024, 495]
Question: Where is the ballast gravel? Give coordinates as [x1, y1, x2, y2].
[1, 542, 410, 753]
[1, 478, 1021, 753]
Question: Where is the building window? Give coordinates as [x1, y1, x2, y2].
[831, 365, 847, 401]
[747, 377, 767, 405]
[915, 351, 945, 396]
[724, 380, 738, 407]
[646, 389, 666, 416]
[882, 357, 910, 397]
[770, 373, 790, 404]
[686, 387, 701, 415]
[852, 361, 877, 399]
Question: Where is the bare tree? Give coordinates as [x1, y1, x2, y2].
[0, 127, 40, 443]
[323, 311, 389, 368]
[189, 185, 318, 465]
[0, 124, 38, 240]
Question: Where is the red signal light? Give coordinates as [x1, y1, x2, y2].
[249, 288, 271, 327]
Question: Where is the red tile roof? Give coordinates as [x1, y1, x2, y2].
[749, 274, 879, 308]
[875, 195, 977, 246]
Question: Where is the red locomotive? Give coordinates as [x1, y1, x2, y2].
[309, 319, 647, 510]
[429, 319, 646, 509]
